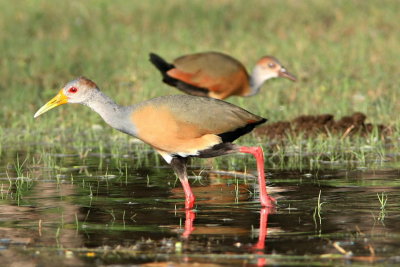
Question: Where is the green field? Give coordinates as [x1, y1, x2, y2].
[1, 0, 399, 140]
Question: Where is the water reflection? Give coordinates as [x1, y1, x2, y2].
[253, 208, 271, 266]
[182, 209, 195, 238]
[180, 206, 273, 266]
[1, 152, 400, 265]
[0, 180, 83, 248]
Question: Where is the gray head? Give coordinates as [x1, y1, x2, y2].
[62, 77, 100, 104]
[34, 77, 100, 118]
[252, 56, 297, 82]
[248, 56, 296, 96]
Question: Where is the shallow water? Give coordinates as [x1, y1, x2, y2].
[1, 147, 400, 266]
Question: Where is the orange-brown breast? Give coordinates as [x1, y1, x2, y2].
[131, 104, 222, 155]
[169, 52, 252, 99]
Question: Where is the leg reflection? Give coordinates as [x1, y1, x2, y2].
[180, 205, 274, 266]
[182, 209, 196, 238]
[253, 207, 271, 250]
[253, 207, 273, 266]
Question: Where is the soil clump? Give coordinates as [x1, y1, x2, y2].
[255, 112, 391, 139]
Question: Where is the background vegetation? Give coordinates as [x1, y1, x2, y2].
[0, 0, 399, 152]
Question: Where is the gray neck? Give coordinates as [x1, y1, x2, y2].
[248, 76, 263, 96]
[84, 90, 130, 133]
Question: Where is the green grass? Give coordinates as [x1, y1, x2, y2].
[0, 0, 399, 163]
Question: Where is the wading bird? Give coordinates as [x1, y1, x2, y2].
[149, 51, 296, 100]
[34, 77, 275, 209]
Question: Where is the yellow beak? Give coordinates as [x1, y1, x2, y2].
[34, 89, 68, 118]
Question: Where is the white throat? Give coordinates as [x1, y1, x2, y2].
[248, 66, 278, 96]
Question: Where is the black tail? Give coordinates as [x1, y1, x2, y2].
[197, 118, 268, 158]
[149, 52, 210, 97]
[218, 118, 267, 143]
[149, 53, 174, 75]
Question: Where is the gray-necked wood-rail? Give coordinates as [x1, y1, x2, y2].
[149, 51, 296, 100]
[34, 77, 275, 209]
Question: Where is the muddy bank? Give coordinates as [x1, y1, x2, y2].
[255, 112, 392, 139]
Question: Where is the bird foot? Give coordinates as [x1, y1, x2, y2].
[260, 195, 276, 208]
[185, 195, 196, 210]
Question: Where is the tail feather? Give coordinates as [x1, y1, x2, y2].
[218, 118, 267, 143]
[149, 53, 174, 74]
[149, 52, 210, 97]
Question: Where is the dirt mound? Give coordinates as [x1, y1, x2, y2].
[255, 112, 391, 139]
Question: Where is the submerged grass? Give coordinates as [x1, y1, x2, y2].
[377, 192, 388, 223]
[313, 190, 325, 234]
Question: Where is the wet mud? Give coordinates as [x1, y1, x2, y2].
[255, 112, 392, 139]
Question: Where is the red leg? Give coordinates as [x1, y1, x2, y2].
[239, 146, 275, 207]
[180, 177, 196, 210]
[171, 158, 196, 210]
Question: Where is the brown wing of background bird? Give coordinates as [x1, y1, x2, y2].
[150, 52, 251, 99]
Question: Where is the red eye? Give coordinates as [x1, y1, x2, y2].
[69, 87, 78, 93]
